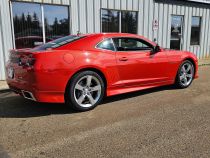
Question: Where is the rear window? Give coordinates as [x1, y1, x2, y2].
[32, 35, 85, 51]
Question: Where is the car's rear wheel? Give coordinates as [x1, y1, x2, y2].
[175, 60, 195, 88]
[65, 71, 105, 111]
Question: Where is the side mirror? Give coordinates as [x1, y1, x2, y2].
[153, 45, 161, 53]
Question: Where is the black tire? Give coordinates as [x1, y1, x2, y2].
[65, 71, 105, 112]
[175, 60, 195, 89]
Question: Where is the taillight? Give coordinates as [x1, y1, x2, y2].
[18, 58, 22, 66]
[18, 54, 35, 67]
[26, 54, 36, 66]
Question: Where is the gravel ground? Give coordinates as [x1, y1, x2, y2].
[0, 66, 210, 158]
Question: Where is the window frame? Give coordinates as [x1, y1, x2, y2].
[190, 16, 202, 46]
[10, 1, 71, 49]
[100, 8, 138, 34]
[112, 37, 155, 52]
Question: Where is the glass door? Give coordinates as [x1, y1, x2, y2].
[170, 15, 184, 50]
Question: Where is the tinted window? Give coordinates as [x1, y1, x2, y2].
[12, 2, 70, 49]
[12, 2, 43, 49]
[96, 38, 115, 51]
[32, 35, 85, 51]
[190, 17, 201, 45]
[113, 38, 152, 51]
[44, 5, 70, 41]
[121, 11, 138, 34]
[101, 9, 138, 34]
[101, 9, 119, 32]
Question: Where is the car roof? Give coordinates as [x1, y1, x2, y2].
[83, 33, 141, 38]
[82, 33, 156, 46]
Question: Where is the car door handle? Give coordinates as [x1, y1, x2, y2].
[119, 57, 128, 61]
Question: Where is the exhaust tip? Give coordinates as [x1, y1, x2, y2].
[21, 90, 36, 101]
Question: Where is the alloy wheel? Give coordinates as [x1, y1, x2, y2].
[179, 62, 194, 87]
[74, 75, 102, 108]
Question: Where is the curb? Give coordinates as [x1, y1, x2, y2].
[198, 63, 210, 66]
[0, 88, 10, 93]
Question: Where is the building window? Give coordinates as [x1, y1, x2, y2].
[101, 9, 120, 32]
[101, 9, 138, 34]
[12, 2, 70, 49]
[44, 5, 70, 41]
[121, 11, 138, 34]
[190, 17, 201, 45]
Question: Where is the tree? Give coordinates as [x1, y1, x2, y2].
[32, 12, 40, 29]
[52, 17, 59, 35]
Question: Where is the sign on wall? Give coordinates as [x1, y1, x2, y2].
[153, 19, 159, 30]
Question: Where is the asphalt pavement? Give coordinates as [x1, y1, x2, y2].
[0, 66, 210, 158]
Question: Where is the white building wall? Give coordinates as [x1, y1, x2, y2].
[0, 0, 13, 80]
[0, 0, 210, 80]
[154, 1, 210, 59]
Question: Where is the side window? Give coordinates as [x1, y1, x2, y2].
[190, 16, 201, 45]
[113, 38, 153, 51]
[96, 38, 115, 51]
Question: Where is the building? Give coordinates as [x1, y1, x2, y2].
[0, 0, 210, 80]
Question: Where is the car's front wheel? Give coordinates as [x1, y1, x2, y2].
[65, 71, 105, 111]
[175, 60, 195, 88]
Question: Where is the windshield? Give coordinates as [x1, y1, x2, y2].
[31, 35, 85, 51]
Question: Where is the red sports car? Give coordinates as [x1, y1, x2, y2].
[6, 33, 198, 111]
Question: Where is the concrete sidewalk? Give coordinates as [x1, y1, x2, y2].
[0, 58, 210, 92]
[0, 81, 9, 92]
[199, 58, 210, 66]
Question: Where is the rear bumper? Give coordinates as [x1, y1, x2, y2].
[7, 80, 65, 103]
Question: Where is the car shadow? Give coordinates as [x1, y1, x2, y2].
[102, 85, 175, 104]
[0, 85, 176, 118]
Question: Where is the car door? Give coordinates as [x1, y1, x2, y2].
[113, 37, 170, 87]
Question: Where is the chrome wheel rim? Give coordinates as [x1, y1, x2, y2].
[179, 62, 194, 87]
[74, 75, 102, 108]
